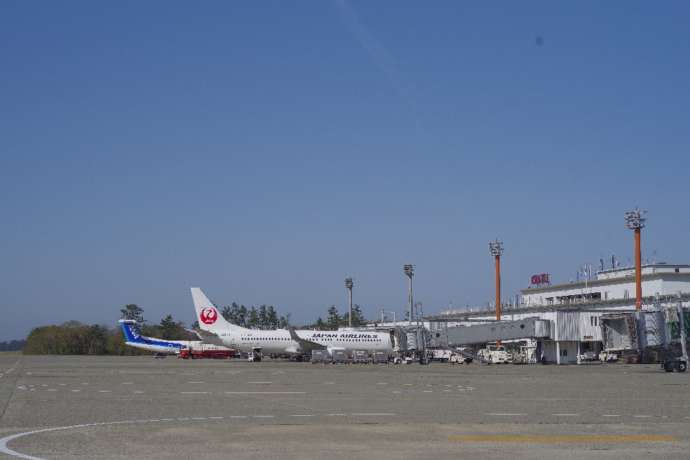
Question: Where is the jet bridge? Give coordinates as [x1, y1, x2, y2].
[438, 317, 551, 346]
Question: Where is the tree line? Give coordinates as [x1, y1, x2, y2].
[220, 303, 290, 329]
[221, 302, 366, 330]
[20, 301, 370, 355]
[23, 305, 193, 355]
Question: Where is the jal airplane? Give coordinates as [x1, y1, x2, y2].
[191, 287, 393, 356]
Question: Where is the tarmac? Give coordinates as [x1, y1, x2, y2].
[1, 353, 689, 459]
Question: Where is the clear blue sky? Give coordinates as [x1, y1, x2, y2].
[1, 1, 689, 340]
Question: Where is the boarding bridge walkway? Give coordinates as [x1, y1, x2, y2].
[430, 317, 551, 347]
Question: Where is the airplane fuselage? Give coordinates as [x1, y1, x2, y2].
[217, 328, 392, 355]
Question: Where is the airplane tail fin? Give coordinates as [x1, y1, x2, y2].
[190, 287, 245, 333]
[118, 319, 142, 343]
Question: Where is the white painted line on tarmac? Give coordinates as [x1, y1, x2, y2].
[224, 391, 305, 395]
[392, 390, 401, 394]
[121, 382, 133, 385]
[487, 413, 527, 417]
[229, 416, 247, 419]
[376, 382, 388, 385]
[327, 413, 347, 417]
[290, 414, 314, 417]
[187, 381, 205, 384]
[403, 383, 413, 386]
[0, 414, 236, 460]
[247, 381, 272, 384]
[180, 391, 210, 394]
[323, 382, 335, 385]
[46, 389, 57, 392]
[98, 390, 111, 393]
[133, 391, 144, 394]
[252, 415, 275, 419]
[351, 413, 396, 417]
[423, 390, 433, 393]
[634, 415, 652, 418]
[602, 414, 621, 417]
[553, 413, 580, 417]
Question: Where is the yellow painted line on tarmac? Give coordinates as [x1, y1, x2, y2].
[448, 434, 677, 444]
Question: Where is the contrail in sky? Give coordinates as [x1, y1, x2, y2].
[333, 0, 412, 101]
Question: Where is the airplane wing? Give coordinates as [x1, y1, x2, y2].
[187, 328, 203, 340]
[192, 328, 226, 347]
[288, 327, 326, 354]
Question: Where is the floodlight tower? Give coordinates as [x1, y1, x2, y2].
[345, 277, 354, 327]
[403, 264, 414, 325]
[625, 208, 647, 310]
[489, 239, 504, 321]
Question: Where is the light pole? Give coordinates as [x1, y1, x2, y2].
[489, 239, 504, 321]
[404, 264, 414, 325]
[625, 208, 646, 311]
[345, 277, 354, 327]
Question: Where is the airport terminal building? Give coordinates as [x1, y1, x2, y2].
[428, 263, 690, 364]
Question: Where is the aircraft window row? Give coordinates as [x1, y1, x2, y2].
[239, 336, 381, 342]
[241, 337, 290, 341]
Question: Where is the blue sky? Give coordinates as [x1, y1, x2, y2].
[1, 1, 689, 340]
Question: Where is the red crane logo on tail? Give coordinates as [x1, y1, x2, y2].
[200, 307, 218, 325]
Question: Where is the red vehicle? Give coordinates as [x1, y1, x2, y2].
[178, 347, 235, 360]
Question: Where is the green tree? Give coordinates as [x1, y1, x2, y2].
[159, 314, 186, 340]
[120, 304, 144, 323]
[326, 305, 341, 330]
[266, 306, 279, 329]
[237, 305, 248, 327]
[342, 304, 366, 327]
[222, 302, 242, 325]
[258, 305, 268, 329]
[278, 313, 290, 329]
[315, 317, 326, 329]
[248, 306, 259, 328]
[221, 305, 233, 322]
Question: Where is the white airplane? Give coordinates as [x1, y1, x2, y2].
[190, 287, 394, 357]
[119, 319, 229, 355]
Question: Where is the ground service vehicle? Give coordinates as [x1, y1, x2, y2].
[478, 345, 510, 364]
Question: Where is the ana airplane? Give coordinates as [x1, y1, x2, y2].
[191, 287, 394, 357]
[119, 319, 229, 355]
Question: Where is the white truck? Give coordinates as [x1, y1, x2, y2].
[477, 345, 510, 364]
